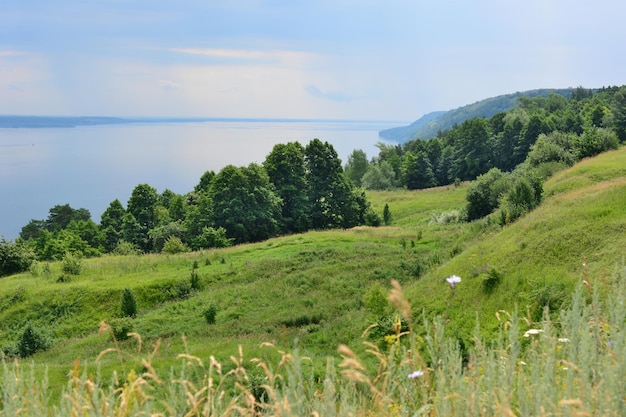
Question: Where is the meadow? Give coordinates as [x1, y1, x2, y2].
[1, 147, 626, 415]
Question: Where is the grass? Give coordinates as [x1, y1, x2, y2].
[1, 146, 626, 413]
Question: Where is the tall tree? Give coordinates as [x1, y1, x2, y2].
[611, 86, 626, 142]
[127, 184, 159, 251]
[263, 142, 310, 233]
[304, 139, 344, 229]
[46, 204, 91, 232]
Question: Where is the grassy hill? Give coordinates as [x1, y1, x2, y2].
[2, 146, 626, 401]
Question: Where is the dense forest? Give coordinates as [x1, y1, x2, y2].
[1, 85, 625, 276]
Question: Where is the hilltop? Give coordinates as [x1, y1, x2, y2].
[380, 88, 576, 142]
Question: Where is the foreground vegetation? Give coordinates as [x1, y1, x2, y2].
[2, 267, 625, 416]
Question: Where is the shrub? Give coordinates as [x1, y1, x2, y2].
[190, 269, 201, 291]
[465, 168, 510, 221]
[203, 302, 218, 325]
[120, 288, 137, 318]
[17, 323, 49, 358]
[109, 317, 134, 341]
[383, 203, 392, 225]
[162, 236, 189, 254]
[61, 252, 83, 275]
[112, 240, 141, 256]
[0, 237, 36, 277]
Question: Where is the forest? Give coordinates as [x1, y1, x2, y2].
[1, 85, 625, 276]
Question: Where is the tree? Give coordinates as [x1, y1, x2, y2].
[362, 161, 397, 190]
[304, 139, 344, 229]
[402, 151, 435, 190]
[18, 324, 48, 357]
[454, 118, 493, 180]
[263, 142, 310, 233]
[611, 86, 626, 142]
[127, 184, 159, 252]
[383, 203, 392, 226]
[211, 164, 281, 243]
[100, 199, 126, 252]
[344, 149, 369, 187]
[46, 204, 91, 232]
[194, 170, 216, 194]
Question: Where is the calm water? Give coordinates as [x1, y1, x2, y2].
[0, 119, 400, 239]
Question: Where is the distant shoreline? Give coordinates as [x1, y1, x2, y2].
[0, 115, 405, 129]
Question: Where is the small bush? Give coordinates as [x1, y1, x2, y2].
[17, 323, 49, 358]
[109, 317, 134, 341]
[190, 269, 201, 291]
[120, 288, 137, 318]
[61, 252, 83, 275]
[203, 302, 218, 325]
[482, 267, 503, 293]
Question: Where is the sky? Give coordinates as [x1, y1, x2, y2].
[1, 0, 626, 121]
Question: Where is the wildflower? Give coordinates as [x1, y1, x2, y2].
[558, 338, 570, 343]
[408, 370, 424, 379]
[523, 329, 543, 337]
[445, 275, 462, 288]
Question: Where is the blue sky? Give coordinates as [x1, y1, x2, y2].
[2, 0, 625, 120]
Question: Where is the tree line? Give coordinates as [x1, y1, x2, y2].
[0, 139, 378, 274]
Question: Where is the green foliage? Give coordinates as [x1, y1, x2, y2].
[481, 267, 503, 293]
[17, 323, 49, 358]
[112, 240, 141, 255]
[465, 168, 510, 220]
[109, 317, 134, 341]
[344, 148, 369, 187]
[382, 203, 392, 225]
[363, 282, 389, 317]
[189, 227, 233, 250]
[361, 160, 397, 190]
[120, 288, 137, 318]
[203, 301, 218, 325]
[61, 252, 83, 275]
[161, 236, 189, 254]
[0, 237, 36, 277]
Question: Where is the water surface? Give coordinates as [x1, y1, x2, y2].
[0, 119, 399, 239]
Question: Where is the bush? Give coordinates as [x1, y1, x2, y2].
[109, 317, 134, 341]
[17, 323, 49, 358]
[162, 236, 189, 254]
[482, 267, 503, 293]
[120, 288, 137, 318]
[112, 240, 141, 256]
[0, 237, 36, 277]
[203, 302, 218, 325]
[465, 168, 510, 221]
[61, 252, 83, 275]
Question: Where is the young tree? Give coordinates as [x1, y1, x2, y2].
[120, 288, 138, 318]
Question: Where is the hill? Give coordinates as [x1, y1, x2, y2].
[379, 88, 576, 142]
[1, 146, 625, 400]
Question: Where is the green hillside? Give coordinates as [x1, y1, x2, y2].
[380, 88, 575, 141]
[1, 146, 626, 401]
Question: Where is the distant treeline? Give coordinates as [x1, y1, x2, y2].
[346, 85, 626, 191]
[7, 139, 378, 264]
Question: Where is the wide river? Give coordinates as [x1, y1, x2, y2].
[0, 119, 402, 239]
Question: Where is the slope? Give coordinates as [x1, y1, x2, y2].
[406, 146, 626, 342]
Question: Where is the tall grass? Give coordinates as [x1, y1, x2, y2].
[3, 263, 624, 416]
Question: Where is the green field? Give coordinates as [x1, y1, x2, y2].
[2, 147, 626, 415]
